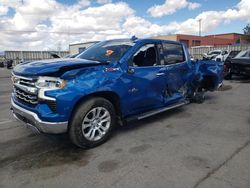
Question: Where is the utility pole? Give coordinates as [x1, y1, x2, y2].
[198, 19, 202, 36]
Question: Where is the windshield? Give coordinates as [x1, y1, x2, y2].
[235, 50, 250, 58]
[76, 40, 135, 63]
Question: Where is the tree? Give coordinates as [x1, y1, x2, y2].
[236, 38, 240, 43]
[243, 24, 250, 35]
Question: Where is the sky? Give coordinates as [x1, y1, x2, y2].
[0, 0, 249, 51]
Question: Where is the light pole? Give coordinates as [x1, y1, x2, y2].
[198, 19, 202, 36]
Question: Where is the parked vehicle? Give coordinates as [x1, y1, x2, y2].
[6, 59, 13, 69]
[224, 50, 241, 79]
[50, 52, 80, 59]
[203, 50, 229, 62]
[225, 49, 250, 79]
[11, 38, 223, 148]
[50, 53, 61, 58]
[0, 57, 6, 68]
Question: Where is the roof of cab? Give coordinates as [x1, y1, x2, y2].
[136, 38, 182, 45]
[103, 38, 182, 45]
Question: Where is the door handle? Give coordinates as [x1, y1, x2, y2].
[156, 72, 165, 76]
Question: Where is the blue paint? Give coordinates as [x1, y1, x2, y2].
[12, 39, 223, 123]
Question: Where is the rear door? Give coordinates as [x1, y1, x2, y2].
[161, 42, 191, 104]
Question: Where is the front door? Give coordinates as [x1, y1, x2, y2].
[124, 43, 167, 115]
[161, 42, 191, 104]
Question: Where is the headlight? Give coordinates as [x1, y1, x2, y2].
[35, 76, 66, 89]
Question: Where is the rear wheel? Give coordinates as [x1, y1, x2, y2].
[69, 97, 116, 148]
[191, 88, 205, 104]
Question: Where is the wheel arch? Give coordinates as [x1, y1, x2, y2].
[201, 74, 217, 91]
[69, 91, 122, 127]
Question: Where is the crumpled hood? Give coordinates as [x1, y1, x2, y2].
[13, 58, 108, 77]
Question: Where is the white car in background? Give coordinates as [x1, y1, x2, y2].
[203, 50, 229, 62]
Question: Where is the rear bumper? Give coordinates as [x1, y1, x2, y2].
[11, 99, 68, 134]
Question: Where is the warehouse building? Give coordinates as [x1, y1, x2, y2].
[153, 33, 245, 48]
[69, 41, 99, 55]
[0, 50, 69, 65]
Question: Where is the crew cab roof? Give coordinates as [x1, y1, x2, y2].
[138, 38, 183, 45]
[102, 38, 183, 45]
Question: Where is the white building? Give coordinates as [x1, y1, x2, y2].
[69, 41, 99, 55]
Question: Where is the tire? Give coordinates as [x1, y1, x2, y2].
[191, 90, 205, 104]
[224, 68, 232, 80]
[224, 73, 232, 80]
[216, 58, 221, 62]
[69, 97, 116, 148]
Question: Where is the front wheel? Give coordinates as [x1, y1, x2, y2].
[69, 97, 116, 148]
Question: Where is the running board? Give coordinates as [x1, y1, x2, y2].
[126, 100, 189, 122]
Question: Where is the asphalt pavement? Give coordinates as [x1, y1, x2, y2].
[0, 68, 250, 188]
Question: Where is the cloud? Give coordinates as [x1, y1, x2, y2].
[223, 0, 250, 22]
[51, 2, 134, 34]
[187, 2, 201, 10]
[0, 0, 21, 8]
[96, 0, 112, 4]
[170, 0, 250, 34]
[148, 0, 201, 17]
[173, 11, 224, 34]
[0, 5, 8, 15]
[78, 0, 91, 7]
[0, 1, 134, 50]
[11, 0, 58, 30]
[122, 16, 176, 37]
[0, 0, 250, 51]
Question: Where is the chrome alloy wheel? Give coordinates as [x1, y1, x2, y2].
[82, 107, 111, 141]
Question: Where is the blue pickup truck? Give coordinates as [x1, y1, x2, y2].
[11, 38, 223, 148]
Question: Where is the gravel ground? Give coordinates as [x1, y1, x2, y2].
[0, 68, 250, 188]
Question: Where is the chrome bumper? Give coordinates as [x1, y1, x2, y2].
[11, 99, 68, 134]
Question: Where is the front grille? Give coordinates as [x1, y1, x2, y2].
[14, 86, 38, 104]
[13, 75, 57, 112]
[13, 75, 38, 105]
[18, 78, 36, 87]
